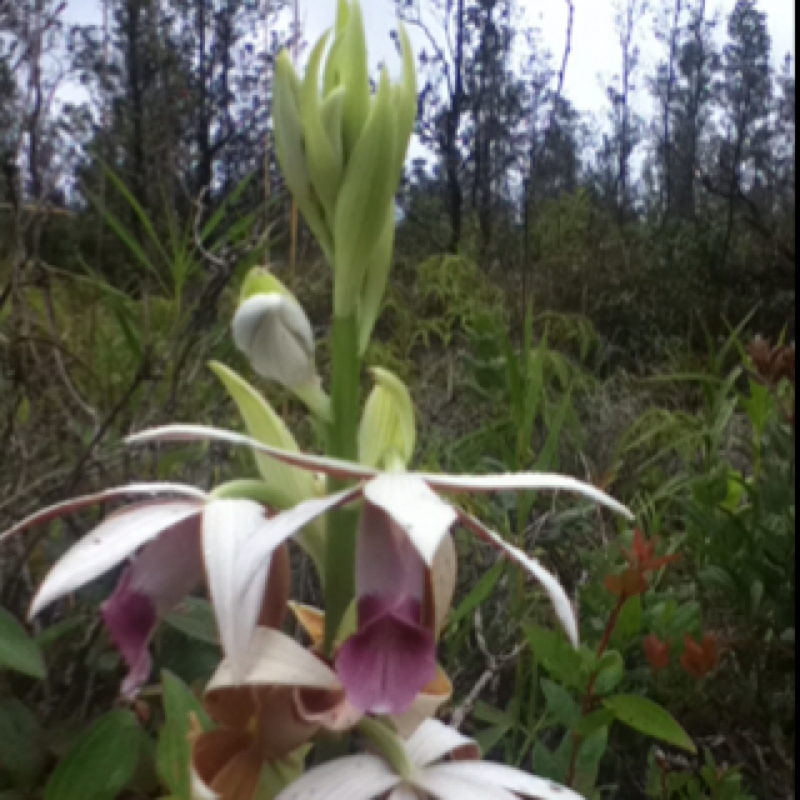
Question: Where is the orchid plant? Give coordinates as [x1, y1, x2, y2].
[1, 3, 634, 798]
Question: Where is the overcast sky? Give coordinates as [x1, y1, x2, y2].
[60, 0, 794, 122]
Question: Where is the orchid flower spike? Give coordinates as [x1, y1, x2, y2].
[272, 0, 417, 341]
[275, 718, 587, 800]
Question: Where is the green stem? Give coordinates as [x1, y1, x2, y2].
[357, 718, 415, 780]
[566, 594, 627, 788]
[324, 313, 361, 655]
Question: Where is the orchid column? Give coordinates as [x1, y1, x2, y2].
[270, 0, 417, 651]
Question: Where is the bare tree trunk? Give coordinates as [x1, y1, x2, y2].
[445, 0, 465, 254]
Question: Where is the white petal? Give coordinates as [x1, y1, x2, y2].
[430, 762, 586, 800]
[415, 770, 516, 800]
[392, 671, 452, 740]
[127, 425, 377, 482]
[405, 720, 477, 769]
[237, 487, 363, 591]
[363, 474, 457, 567]
[458, 511, 579, 646]
[275, 756, 400, 800]
[388, 788, 419, 800]
[201, 499, 275, 680]
[1, 483, 207, 543]
[207, 627, 340, 692]
[421, 472, 633, 520]
[30, 502, 203, 618]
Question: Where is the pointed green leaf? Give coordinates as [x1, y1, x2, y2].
[593, 651, 625, 695]
[162, 597, 219, 645]
[44, 711, 143, 800]
[541, 679, 581, 728]
[610, 596, 643, 647]
[0, 608, 46, 680]
[320, 86, 346, 165]
[273, 52, 333, 259]
[156, 671, 212, 799]
[334, 68, 397, 316]
[302, 32, 343, 222]
[209, 362, 314, 506]
[604, 695, 696, 754]
[0, 699, 47, 788]
[357, 209, 396, 354]
[340, 0, 371, 158]
[525, 624, 583, 689]
[392, 23, 417, 183]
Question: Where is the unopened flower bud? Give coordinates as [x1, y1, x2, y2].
[232, 274, 317, 391]
[358, 367, 416, 470]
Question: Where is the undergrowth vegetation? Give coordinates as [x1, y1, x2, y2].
[0, 186, 795, 800]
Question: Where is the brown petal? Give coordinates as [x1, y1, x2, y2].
[258, 544, 291, 630]
[209, 744, 265, 800]
[205, 686, 257, 731]
[294, 685, 363, 732]
[253, 687, 320, 760]
[192, 728, 254, 793]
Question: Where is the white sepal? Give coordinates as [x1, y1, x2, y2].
[275, 755, 400, 800]
[30, 501, 203, 618]
[422, 472, 634, 520]
[458, 512, 579, 647]
[1, 483, 206, 544]
[201, 499, 274, 681]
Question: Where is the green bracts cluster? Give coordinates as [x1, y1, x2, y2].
[272, 0, 417, 347]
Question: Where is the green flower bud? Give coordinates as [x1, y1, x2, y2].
[358, 367, 416, 471]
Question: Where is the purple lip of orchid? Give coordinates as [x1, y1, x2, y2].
[101, 573, 158, 698]
[336, 594, 437, 716]
[335, 501, 439, 716]
[100, 516, 205, 697]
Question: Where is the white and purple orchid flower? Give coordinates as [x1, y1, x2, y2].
[1, 485, 288, 697]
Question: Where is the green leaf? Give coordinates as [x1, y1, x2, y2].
[593, 651, 625, 695]
[447, 561, 504, 629]
[531, 742, 567, 784]
[526, 625, 584, 689]
[209, 362, 324, 573]
[162, 598, 219, 645]
[156, 671, 212, 799]
[35, 618, 84, 649]
[574, 709, 616, 738]
[610, 596, 643, 647]
[541, 679, 581, 728]
[209, 362, 314, 506]
[44, 710, 144, 800]
[84, 185, 167, 293]
[604, 695, 696, 754]
[0, 608, 46, 679]
[0, 699, 47, 787]
[573, 726, 609, 796]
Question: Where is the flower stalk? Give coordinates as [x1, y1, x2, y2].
[325, 312, 362, 654]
